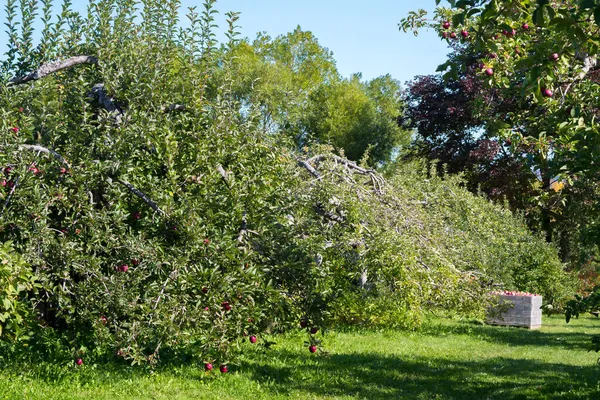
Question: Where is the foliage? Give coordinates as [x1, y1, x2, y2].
[0, 0, 574, 367]
[400, 0, 600, 271]
[0, 241, 37, 340]
[302, 74, 408, 164]
[386, 162, 574, 308]
[219, 29, 409, 164]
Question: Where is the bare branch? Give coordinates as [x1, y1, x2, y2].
[297, 159, 321, 179]
[307, 154, 375, 175]
[90, 83, 125, 124]
[237, 211, 247, 244]
[19, 144, 70, 167]
[9, 56, 98, 86]
[153, 269, 178, 310]
[116, 179, 166, 215]
[314, 203, 345, 223]
[162, 104, 186, 113]
[216, 164, 231, 185]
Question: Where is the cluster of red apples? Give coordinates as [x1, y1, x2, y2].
[440, 21, 559, 98]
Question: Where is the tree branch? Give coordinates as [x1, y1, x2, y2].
[237, 211, 247, 244]
[19, 144, 70, 167]
[307, 154, 375, 175]
[90, 83, 125, 124]
[297, 159, 321, 179]
[116, 179, 166, 215]
[162, 104, 186, 113]
[9, 56, 98, 86]
[314, 203, 345, 223]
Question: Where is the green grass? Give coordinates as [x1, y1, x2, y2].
[1, 315, 600, 399]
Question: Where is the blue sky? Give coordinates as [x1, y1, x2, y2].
[0, 0, 449, 85]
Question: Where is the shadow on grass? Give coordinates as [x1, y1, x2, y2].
[2, 318, 600, 399]
[419, 319, 597, 351]
[241, 349, 600, 400]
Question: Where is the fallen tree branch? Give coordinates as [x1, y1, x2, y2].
[237, 211, 247, 244]
[307, 154, 375, 175]
[19, 144, 70, 167]
[9, 56, 98, 86]
[116, 179, 166, 215]
[314, 203, 345, 223]
[297, 159, 321, 179]
[162, 104, 186, 113]
[90, 83, 125, 124]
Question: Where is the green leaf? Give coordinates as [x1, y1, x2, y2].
[579, 0, 596, 10]
[595, 6, 600, 26]
[533, 8, 545, 25]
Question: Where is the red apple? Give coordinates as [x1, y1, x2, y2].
[100, 316, 107, 324]
[441, 32, 448, 39]
[485, 68, 494, 76]
[442, 21, 451, 29]
[203, 238, 210, 245]
[120, 264, 129, 272]
[202, 287, 208, 294]
[449, 32, 457, 39]
[76, 358, 83, 366]
[220, 364, 228, 373]
[543, 88, 553, 98]
[309, 345, 317, 353]
[10, 127, 19, 133]
[310, 327, 319, 334]
[550, 53, 559, 61]
[300, 320, 307, 328]
[249, 335, 257, 344]
[461, 30, 469, 38]
[522, 23, 529, 30]
[205, 363, 213, 371]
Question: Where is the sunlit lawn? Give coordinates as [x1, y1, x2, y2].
[1, 315, 600, 399]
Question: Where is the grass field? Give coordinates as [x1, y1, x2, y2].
[1, 315, 600, 399]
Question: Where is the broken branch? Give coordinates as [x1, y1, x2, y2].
[117, 179, 166, 215]
[9, 56, 98, 86]
[19, 144, 70, 167]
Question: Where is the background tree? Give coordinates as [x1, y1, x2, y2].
[218, 28, 408, 164]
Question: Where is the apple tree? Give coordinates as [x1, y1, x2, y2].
[401, 0, 600, 270]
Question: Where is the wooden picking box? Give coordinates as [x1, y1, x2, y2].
[486, 293, 542, 329]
